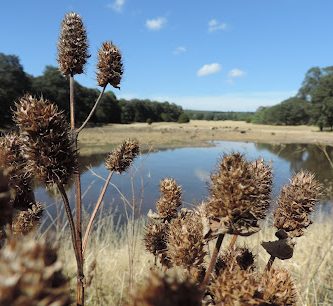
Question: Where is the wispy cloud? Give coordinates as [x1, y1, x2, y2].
[173, 46, 187, 55]
[228, 68, 246, 78]
[208, 19, 227, 32]
[146, 17, 167, 31]
[197, 63, 221, 77]
[107, 0, 126, 12]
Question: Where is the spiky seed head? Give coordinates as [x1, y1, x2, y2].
[156, 178, 182, 219]
[105, 139, 139, 173]
[274, 171, 322, 237]
[128, 270, 201, 306]
[0, 236, 71, 305]
[57, 12, 89, 76]
[0, 133, 35, 209]
[97, 41, 123, 88]
[206, 153, 272, 236]
[209, 267, 259, 306]
[144, 222, 168, 256]
[260, 268, 297, 305]
[13, 95, 77, 185]
[0, 169, 14, 227]
[167, 212, 206, 270]
[12, 202, 44, 235]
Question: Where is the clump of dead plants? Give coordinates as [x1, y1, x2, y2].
[0, 12, 137, 306]
[0, 11, 324, 306]
[139, 153, 322, 306]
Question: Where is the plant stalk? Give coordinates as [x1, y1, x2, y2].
[77, 85, 107, 134]
[82, 171, 113, 253]
[265, 255, 275, 272]
[229, 235, 238, 249]
[70, 74, 85, 306]
[201, 233, 225, 291]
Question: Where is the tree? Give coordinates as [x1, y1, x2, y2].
[0, 53, 31, 125]
[178, 113, 190, 123]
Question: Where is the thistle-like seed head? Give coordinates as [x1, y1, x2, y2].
[13, 95, 77, 185]
[12, 202, 44, 235]
[0, 236, 71, 305]
[144, 221, 168, 256]
[105, 139, 139, 173]
[209, 267, 259, 306]
[156, 178, 182, 219]
[260, 268, 297, 305]
[167, 212, 206, 270]
[205, 153, 272, 236]
[0, 133, 35, 209]
[215, 247, 255, 276]
[97, 41, 123, 89]
[57, 12, 89, 76]
[128, 270, 201, 306]
[274, 170, 322, 237]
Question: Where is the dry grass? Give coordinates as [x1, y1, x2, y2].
[78, 120, 333, 155]
[55, 212, 333, 306]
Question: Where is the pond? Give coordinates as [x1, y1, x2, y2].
[35, 141, 333, 226]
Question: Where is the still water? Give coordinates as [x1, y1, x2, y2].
[35, 141, 333, 224]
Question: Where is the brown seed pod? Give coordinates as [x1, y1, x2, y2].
[144, 221, 168, 256]
[12, 202, 44, 235]
[97, 41, 123, 89]
[156, 178, 182, 220]
[274, 170, 322, 237]
[0, 133, 35, 209]
[0, 236, 71, 306]
[259, 268, 297, 306]
[167, 211, 206, 270]
[209, 267, 260, 306]
[128, 270, 201, 306]
[105, 139, 139, 173]
[13, 95, 77, 185]
[57, 12, 89, 76]
[205, 153, 272, 237]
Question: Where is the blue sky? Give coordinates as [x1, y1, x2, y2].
[1, 0, 333, 111]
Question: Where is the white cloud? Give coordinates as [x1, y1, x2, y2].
[228, 68, 246, 78]
[208, 19, 227, 32]
[197, 63, 221, 77]
[107, 0, 125, 12]
[173, 46, 187, 55]
[146, 17, 167, 31]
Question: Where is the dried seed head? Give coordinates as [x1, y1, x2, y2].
[209, 267, 259, 306]
[206, 153, 272, 236]
[0, 236, 71, 305]
[0, 169, 14, 227]
[156, 178, 182, 219]
[0, 133, 35, 209]
[12, 202, 44, 235]
[215, 247, 255, 276]
[274, 171, 322, 237]
[144, 221, 168, 256]
[57, 12, 89, 76]
[167, 212, 206, 270]
[128, 270, 201, 306]
[105, 139, 139, 173]
[97, 41, 123, 88]
[260, 268, 297, 305]
[13, 95, 77, 185]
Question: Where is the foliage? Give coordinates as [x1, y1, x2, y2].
[185, 110, 254, 122]
[177, 113, 190, 123]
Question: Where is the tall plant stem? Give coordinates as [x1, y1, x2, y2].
[70, 74, 85, 306]
[201, 233, 225, 291]
[229, 235, 238, 249]
[77, 85, 107, 134]
[82, 171, 113, 253]
[264, 255, 275, 272]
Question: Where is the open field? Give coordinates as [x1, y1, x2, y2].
[79, 120, 333, 155]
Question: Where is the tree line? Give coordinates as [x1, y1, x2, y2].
[185, 110, 254, 122]
[252, 66, 333, 130]
[0, 53, 184, 127]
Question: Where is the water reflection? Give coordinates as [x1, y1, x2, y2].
[35, 141, 333, 225]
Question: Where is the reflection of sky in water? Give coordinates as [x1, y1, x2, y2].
[35, 141, 333, 226]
